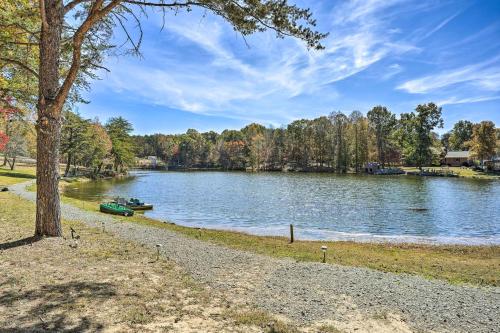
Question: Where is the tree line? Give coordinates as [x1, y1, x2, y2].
[134, 103, 499, 172]
[2, 103, 498, 176]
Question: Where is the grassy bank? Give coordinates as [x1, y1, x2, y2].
[402, 166, 500, 180]
[58, 184, 500, 287]
[119, 214, 500, 286]
[7, 165, 500, 287]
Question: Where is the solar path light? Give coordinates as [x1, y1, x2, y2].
[321, 245, 327, 263]
[156, 244, 162, 261]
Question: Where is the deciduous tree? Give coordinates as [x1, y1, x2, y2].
[449, 120, 473, 151]
[469, 121, 496, 164]
[399, 103, 443, 170]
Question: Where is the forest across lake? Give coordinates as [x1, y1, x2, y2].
[64, 171, 500, 245]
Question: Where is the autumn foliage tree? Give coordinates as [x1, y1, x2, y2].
[469, 121, 497, 164]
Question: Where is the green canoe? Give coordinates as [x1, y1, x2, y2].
[100, 202, 134, 216]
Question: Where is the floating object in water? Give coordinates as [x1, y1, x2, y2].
[408, 207, 428, 212]
[100, 202, 134, 216]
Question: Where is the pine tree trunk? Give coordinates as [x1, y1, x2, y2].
[35, 0, 63, 237]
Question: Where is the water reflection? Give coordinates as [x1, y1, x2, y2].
[63, 171, 500, 244]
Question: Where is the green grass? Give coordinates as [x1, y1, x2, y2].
[402, 166, 500, 179]
[8, 166, 500, 287]
[0, 164, 36, 186]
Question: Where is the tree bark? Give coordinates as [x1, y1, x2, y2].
[35, 0, 63, 237]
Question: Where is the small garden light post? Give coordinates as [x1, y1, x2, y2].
[321, 245, 327, 263]
[101, 221, 105, 232]
[156, 244, 162, 261]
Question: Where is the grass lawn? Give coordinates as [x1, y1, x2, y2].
[401, 166, 500, 179]
[7, 165, 500, 287]
[0, 164, 36, 186]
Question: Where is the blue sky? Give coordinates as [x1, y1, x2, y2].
[78, 0, 500, 135]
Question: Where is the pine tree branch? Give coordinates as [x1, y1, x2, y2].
[0, 57, 39, 78]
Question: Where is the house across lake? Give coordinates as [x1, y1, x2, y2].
[444, 151, 472, 167]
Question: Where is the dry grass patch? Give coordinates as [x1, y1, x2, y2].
[226, 309, 299, 333]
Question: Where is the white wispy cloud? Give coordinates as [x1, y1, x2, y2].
[98, 0, 489, 124]
[381, 64, 403, 80]
[117, 1, 419, 117]
[418, 11, 461, 41]
[397, 56, 500, 94]
[436, 95, 500, 106]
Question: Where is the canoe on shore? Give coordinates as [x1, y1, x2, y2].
[100, 202, 134, 216]
[114, 197, 153, 211]
[126, 203, 153, 210]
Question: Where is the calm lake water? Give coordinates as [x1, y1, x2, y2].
[64, 171, 500, 244]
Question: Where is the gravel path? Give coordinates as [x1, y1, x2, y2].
[10, 181, 500, 333]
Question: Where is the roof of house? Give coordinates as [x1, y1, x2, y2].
[445, 151, 470, 158]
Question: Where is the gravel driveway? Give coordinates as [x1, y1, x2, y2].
[10, 181, 500, 333]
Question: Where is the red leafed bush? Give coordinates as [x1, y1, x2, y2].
[0, 107, 19, 120]
[0, 96, 20, 120]
[0, 132, 9, 151]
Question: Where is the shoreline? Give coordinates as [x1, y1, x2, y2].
[5, 177, 500, 332]
[167, 223, 500, 246]
[132, 166, 500, 180]
[58, 173, 500, 247]
[4, 167, 499, 286]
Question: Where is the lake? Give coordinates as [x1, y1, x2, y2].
[63, 171, 500, 245]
